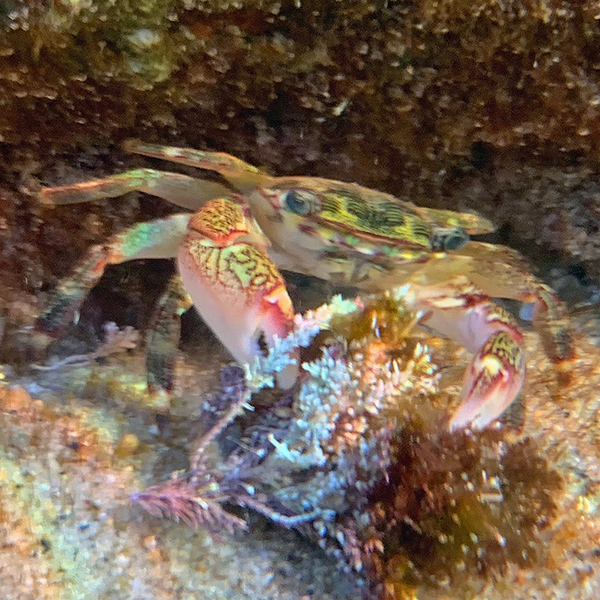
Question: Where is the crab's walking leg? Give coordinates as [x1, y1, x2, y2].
[123, 140, 272, 194]
[178, 197, 298, 388]
[36, 214, 192, 335]
[145, 275, 193, 400]
[520, 283, 572, 362]
[39, 169, 233, 211]
[470, 276, 572, 363]
[403, 284, 525, 431]
[461, 242, 573, 362]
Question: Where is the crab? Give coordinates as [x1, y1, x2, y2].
[36, 140, 572, 431]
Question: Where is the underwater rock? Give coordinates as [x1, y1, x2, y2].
[0, 367, 356, 600]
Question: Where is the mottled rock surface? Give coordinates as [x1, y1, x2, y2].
[0, 352, 360, 600]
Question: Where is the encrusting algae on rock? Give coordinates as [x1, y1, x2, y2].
[0, 363, 356, 600]
[130, 290, 564, 599]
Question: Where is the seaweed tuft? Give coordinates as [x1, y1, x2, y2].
[361, 424, 562, 596]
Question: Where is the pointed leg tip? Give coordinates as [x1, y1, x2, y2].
[145, 384, 172, 412]
[122, 139, 140, 153]
[38, 188, 57, 205]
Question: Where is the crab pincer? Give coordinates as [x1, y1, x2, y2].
[404, 283, 526, 431]
[178, 197, 298, 388]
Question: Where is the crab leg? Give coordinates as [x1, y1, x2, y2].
[123, 140, 272, 194]
[401, 284, 525, 431]
[39, 169, 233, 211]
[145, 274, 193, 400]
[516, 283, 572, 361]
[178, 197, 298, 388]
[459, 242, 573, 362]
[36, 213, 192, 335]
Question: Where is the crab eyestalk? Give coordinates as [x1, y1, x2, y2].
[178, 197, 298, 388]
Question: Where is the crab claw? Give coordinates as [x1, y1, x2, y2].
[405, 283, 526, 431]
[178, 197, 298, 388]
[449, 330, 525, 431]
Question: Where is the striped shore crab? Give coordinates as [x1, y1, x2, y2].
[36, 141, 572, 431]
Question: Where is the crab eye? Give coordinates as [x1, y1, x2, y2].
[443, 231, 469, 250]
[431, 227, 469, 251]
[284, 190, 313, 216]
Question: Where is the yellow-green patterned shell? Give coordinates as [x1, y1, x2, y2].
[262, 177, 494, 252]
